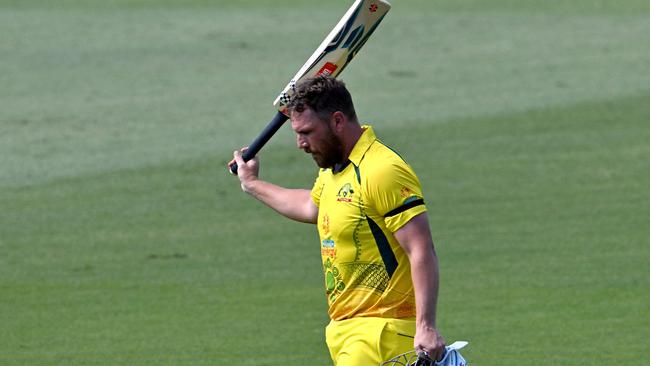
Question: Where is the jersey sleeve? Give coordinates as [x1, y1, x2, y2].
[366, 161, 427, 232]
[310, 170, 326, 207]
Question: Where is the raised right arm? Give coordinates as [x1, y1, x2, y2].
[229, 149, 318, 224]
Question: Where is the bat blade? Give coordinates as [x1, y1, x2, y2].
[274, 0, 391, 112]
[230, 0, 391, 175]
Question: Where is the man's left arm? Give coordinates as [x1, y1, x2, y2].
[394, 212, 446, 361]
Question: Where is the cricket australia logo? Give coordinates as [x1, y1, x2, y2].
[336, 183, 355, 202]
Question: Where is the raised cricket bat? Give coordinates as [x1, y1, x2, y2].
[230, 0, 391, 174]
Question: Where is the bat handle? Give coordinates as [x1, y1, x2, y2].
[230, 110, 290, 175]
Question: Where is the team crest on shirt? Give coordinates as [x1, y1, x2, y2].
[336, 183, 355, 202]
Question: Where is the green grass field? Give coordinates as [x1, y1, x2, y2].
[1, 0, 649, 364]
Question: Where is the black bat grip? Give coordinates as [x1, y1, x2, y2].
[230, 110, 289, 175]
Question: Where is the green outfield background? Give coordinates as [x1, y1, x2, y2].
[1, 0, 648, 364]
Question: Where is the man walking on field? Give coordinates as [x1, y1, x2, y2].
[229, 75, 445, 365]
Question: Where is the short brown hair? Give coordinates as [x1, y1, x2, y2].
[287, 75, 357, 123]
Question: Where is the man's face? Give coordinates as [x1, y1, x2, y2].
[290, 108, 344, 169]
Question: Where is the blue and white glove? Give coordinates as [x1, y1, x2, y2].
[432, 341, 468, 366]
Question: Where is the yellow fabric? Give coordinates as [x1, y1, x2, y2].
[325, 317, 416, 366]
[311, 125, 427, 321]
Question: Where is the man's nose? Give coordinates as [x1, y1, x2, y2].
[297, 135, 308, 150]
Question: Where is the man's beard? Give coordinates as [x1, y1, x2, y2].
[311, 129, 344, 169]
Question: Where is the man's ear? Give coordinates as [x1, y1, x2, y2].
[331, 111, 346, 133]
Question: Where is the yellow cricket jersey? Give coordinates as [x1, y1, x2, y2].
[310, 125, 427, 321]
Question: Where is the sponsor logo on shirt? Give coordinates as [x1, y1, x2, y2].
[321, 239, 337, 258]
